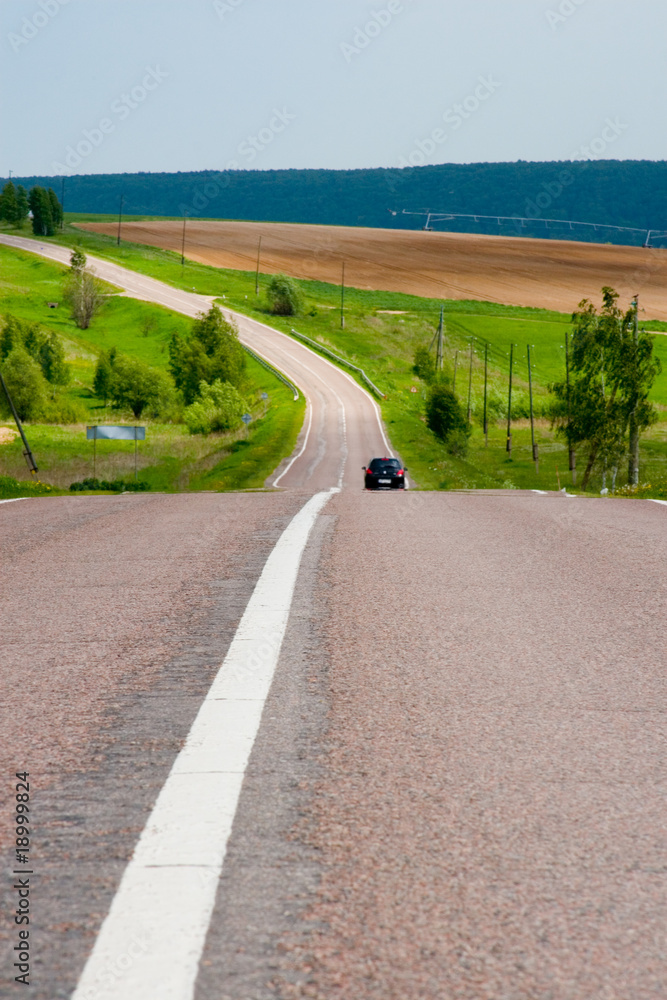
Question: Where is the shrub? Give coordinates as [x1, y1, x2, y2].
[93, 347, 117, 404]
[425, 381, 471, 455]
[266, 274, 303, 316]
[39, 396, 88, 424]
[109, 355, 174, 418]
[0, 347, 47, 421]
[0, 474, 57, 498]
[184, 379, 248, 435]
[69, 478, 150, 492]
[412, 345, 436, 384]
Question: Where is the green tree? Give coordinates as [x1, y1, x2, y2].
[38, 332, 71, 388]
[0, 315, 27, 358]
[63, 267, 106, 329]
[0, 347, 47, 421]
[28, 186, 55, 236]
[413, 345, 436, 383]
[551, 288, 661, 489]
[169, 306, 246, 405]
[425, 381, 470, 455]
[0, 316, 70, 387]
[109, 355, 173, 418]
[266, 274, 303, 316]
[47, 188, 63, 230]
[15, 185, 29, 226]
[0, 181, 19, 224]
[93, 347, 117, 404]
[183, 379, 248, 434]
[69, 247, 87, 273]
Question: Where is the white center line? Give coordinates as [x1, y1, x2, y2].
[71, 489, 334, 1000]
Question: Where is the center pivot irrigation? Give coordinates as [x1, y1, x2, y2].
[398, 209, 667, 248]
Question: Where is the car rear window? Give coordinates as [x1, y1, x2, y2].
[369, 458, 400, 471]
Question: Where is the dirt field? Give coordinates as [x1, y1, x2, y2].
[80, 219, 667, 319]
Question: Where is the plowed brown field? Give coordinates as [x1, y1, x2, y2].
[80, 219, 667, 319]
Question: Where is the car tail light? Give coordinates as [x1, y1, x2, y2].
[397, 469, 403, 475]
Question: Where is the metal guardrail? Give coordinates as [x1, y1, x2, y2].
[243, 345, 299, 401]
[289, 328, 385, 398]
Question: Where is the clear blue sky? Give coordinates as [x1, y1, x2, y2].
[1, 0, 664, 177]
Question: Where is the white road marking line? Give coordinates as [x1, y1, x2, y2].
[531, 489, 548, 495]
[71, 489, 334, 1000]
[0, 497, 29, 504]
[648, 499, 667, 506]
[272, 400, 313, 487]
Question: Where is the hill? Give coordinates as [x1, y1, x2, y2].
[11, 160, 667, 246]
[80, 219, 667, 321]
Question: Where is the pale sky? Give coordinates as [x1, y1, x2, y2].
[1, 0, 664, 177]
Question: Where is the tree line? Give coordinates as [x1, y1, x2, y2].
[6, 160, 667, 244]
[0, 181, 63, 235]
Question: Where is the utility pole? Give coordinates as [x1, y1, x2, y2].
[436, 305, 444, 372]
[483, 341, 489, 446]
[453, 350, 458, 393]
[0, 368, 38, 474]
[506, 344, 514, 455]
[340, 261, 345, 329]
[181, 213, 187, 266]
[116, 193, 124, 246]
[628, 294, 640, 485]
[254, 235, 262, 294]
[527, 344, 538, 473]
[565, 331, 576, 484]
[466, 338, 474, 422]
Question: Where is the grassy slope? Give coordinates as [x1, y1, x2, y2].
[4, 217, 667, 492]
[0, 242, 304, 491]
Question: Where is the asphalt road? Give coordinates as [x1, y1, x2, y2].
[1, 236, 666, 1000]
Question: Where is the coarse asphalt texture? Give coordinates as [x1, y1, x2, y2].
[1, 237, 666, 1000]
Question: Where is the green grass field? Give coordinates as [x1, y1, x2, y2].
[0, 241, 304, 492]
[3, 216, 667, 493]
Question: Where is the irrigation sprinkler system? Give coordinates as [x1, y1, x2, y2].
[400, 209, 667, 248]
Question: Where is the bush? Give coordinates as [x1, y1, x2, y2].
[0, 316, 71, 387]
[614, 480, 667, 499]
[184, 379, 248, 435]
[0, 474, 58, 498]
[412, 345, 436, 383]
[39, 396, 88, 424]
[266, 274, 303, 316]
[425, 381, 471, 455]
[0, 347, 48, 421]
[69, 478, 150, 492]
[109, 355, 174, 418]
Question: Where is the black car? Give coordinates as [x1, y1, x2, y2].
[363, 457, 407, 490]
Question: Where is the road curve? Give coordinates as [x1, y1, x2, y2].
[0, 233, 394, 491]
